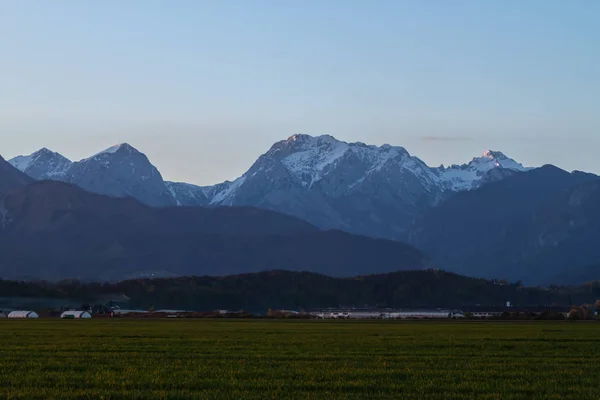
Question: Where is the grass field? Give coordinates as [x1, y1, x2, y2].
[1, 320, 599, 399]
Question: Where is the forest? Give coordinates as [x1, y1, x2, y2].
[1, 270, 599, 312]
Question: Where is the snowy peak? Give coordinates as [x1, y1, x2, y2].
[79, 143, 156, 177]
[438, 150, 527, 190]
[253, 134, 417, 189]
[469, 150, 527, 172]
[481, 150, 507, 159]
[242, 134, 531, 196]
[73, 143, 163, 182]
[231, 134, 528, 199]
[10, 143, 175, 207]
[9, 148, 73, 180]
[268, 134, 342, 155]
[280, 136, 350, 185]
[89, 143, 139, 159]
[286, 133, 337, 146]
[63, 143, 175, 207]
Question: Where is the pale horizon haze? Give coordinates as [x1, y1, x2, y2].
[1, 1, 598, 185]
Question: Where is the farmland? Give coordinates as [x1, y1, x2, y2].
[1, 320, 599, 399]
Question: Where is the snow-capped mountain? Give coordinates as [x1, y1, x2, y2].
[439, 150, 528, 190]
[9, 134, 529, 239]
[205, 134, 529, 239]
[10, 144, 175, 207]
[67, 143, 176, 207]
[9, 148, 72, 180]
[209, 135, 527, 204]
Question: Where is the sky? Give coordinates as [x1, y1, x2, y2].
[1, 1, 598, 185]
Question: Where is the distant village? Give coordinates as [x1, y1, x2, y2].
[2, 297, 599, 321]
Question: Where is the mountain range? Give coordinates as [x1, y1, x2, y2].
[5, 134, 600, 284]
[8, 135, 528, 240]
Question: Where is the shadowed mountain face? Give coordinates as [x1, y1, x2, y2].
[0, 155, 34, 195]
[0, 181, 428, 281]
[411, 166, 600, 284]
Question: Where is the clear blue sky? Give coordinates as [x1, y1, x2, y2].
[1, 1, 598, 184]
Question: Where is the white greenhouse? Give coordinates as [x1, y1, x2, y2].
[8, 311, 39, 319]
[61, 311, 92, 319]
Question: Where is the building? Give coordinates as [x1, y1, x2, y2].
[8, 311, 39, 319]
[311, 308, 465, 319]
[111, 309, 149, 316]
[388, 309, 465, 319]
[61, 311, 92, 319]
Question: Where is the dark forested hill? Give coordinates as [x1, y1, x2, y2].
[412, 166, 600, 284]
[1, 270, 598, 312]
[0, 181, 428, 280]
[548, 263, 600, 286]
[0, 180, 318, 236]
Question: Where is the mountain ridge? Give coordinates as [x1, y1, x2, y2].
[4, 136, 600, 284]
[9, 135, 530, 240]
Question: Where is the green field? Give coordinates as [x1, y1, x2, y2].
[1, 320, 599, 399]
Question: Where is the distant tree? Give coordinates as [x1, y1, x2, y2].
[569, 305, 593, 320]
[536, 311, 565, 321]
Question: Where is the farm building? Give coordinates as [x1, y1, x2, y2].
[312, 308, 465, 319]
[61, 311, 92, 319]
[111, 309, 149, 316]
[388, 309, 464, 319]
[8, 311, 39, 319]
